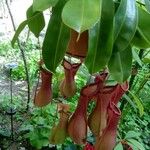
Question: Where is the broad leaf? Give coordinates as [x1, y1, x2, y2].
[42, 0, 70, 73]
[62, 0, 101, 33]
[27, 6, 45, 37]
[85, 0, 114, 73]
[127, 139, 145, 150]
[11, 12, 42, 47]
[114, 0, 138, 51]
[33, 0, 59, 12]
[131, 29, 150, 48]
[114, 142, 123, 150]
[137, 7, 150, 45]
[108, 46, 132, 83]
[128, 90, 144, 117]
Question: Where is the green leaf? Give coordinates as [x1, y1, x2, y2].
[42, 0, 70, 73]
[11, 20, 28, 47]
[128, 90, 144, 117]
[132, 48, 142, 67]
[108, 46, 132, 83]
[144, 0, 150, 13]
[131, 29, 150, 48]
[138, 7, 150, 45]
[62, 0, 101, 33]
[127, 139, 145, 150]
[85, 0, 114, 73]
[125, 131, 141, 139]
[114, 0, 138, 51]
[114, 142, 123, 150]
[33, 0, 59, 12]
[123, 94, 137, 111]
[26, 6, 45, 37]
[11, 11, 44, 47]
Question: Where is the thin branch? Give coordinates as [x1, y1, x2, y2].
[5, 0, 30, 111]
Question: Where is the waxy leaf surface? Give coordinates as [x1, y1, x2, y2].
[42, 0, 70, 73]
[85, 0, 114, 74]
[27, 5, 45, 37]
[114, 0, 138, 51]
[62, 0, 101, 33]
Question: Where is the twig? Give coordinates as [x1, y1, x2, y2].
[5, 0, 30, 111]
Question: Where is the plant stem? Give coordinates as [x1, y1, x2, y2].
[5, 0, 30, 111]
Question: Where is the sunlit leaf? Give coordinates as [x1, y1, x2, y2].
[26, 5, 45, 37]
[33, 0, 59, 12]
[62, 0, 101, 33]
[114, 0, 138, 51]
[85, 0, 114, 73]
[11, 10, 44, 47]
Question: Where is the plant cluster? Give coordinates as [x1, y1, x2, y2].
[0, 0, 150, 149]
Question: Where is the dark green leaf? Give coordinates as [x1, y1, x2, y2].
[27, 6, 45, 37]
[85, 0, 114, 73]
[62, 0, 101, 33]
[33, 0, 59, 12]
[108, 46, 132, 83]
[42, 0, 70, 73]
[131, 29, 150, 48]
[114, 0, 138, 51]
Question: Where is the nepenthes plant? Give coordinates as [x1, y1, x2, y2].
[11, 0, 150, 149]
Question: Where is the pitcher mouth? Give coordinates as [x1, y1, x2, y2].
[62, 58, 81, 70]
